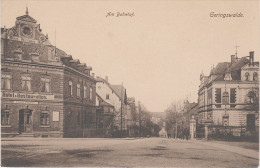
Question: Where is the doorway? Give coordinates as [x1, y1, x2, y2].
[19, 109, 33, 133]
[247, 114, 255, 131]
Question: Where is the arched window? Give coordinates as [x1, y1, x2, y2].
[253, 72, 258, 81]
[245, 72, 250, 81]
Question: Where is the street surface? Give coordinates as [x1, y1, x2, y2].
[1, 137, 259, 167]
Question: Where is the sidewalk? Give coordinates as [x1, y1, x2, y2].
[192, 139, 259, 159]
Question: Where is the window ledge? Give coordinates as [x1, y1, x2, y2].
[1, 125, 12, 128]
[40, 125, 50, 128]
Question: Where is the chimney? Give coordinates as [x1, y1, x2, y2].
[105, 76, 108, 82]
[231, 55, 236, 63]
[92, 73, 95, 78]
[249, 51, 254, 65]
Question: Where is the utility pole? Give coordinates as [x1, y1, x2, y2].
[138, 101, 142, 137]
[120, 83, 123, 138]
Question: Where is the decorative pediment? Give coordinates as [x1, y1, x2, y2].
[241, 63, 259, 70]
[16, 15, 37, 23]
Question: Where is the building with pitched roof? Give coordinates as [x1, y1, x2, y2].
[198, 52, 259, 136]
[1, 9, 97, 138]
[95, 94, 115, 137]
[95, 76, 127, 133]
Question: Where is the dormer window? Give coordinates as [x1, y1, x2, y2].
[224, 73, 232, 81]
[31, 52, 40, 62]
[14, 48, 22, 60]
[253, 72, 258, 81]
[245, 72, 250, 81]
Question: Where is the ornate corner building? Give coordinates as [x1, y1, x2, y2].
[198, 52, 259, 136]
[1, 9, 97, 138]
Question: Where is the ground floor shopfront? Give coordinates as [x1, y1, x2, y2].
[1, 99, 64, 137]
[1, 100, 98, 138]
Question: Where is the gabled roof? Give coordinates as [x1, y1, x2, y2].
[210, 62, 230, 75]
[214, 57, 250, 81]
[96, 94, 114, 107]
[209, 57, 251, 81]
[110, 85, 127, 103]
[16, 14, 37, 23]
[96, 77, 122, 100]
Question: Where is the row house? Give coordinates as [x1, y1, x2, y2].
[1, 9, 97, 138]
[198, 51, 259, 135]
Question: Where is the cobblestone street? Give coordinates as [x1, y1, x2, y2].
[1, 137, 259, 167]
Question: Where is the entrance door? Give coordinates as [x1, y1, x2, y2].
[247, 114, 255, 131]
[19, 109, 33, 133]
[19, 110, 25, 133]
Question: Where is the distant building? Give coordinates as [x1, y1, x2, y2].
[198, 52, 259, 136]
[182, 101, 199, 129]
[150, 112, 165, 125]
[159, 122, 167, 138]
[1, 9, 97, 138]
[126, 97, 137, 137]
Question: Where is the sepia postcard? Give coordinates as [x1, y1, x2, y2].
[1, 0, 259, 167]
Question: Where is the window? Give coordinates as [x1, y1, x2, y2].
[215, 88, 221, 103]
[84, 86, 87, 98]
[40, 112, 49, 125]
[106, 94, 110, 100]
[230, 88, 236, 103]
[222, 91, 229, 105]
[77, 83, 80, 97]
[21, 75, 31, 91]
[77, 111, 81, 125]
[1, 74, 11, 90]
[69, 81, 73, 96]
[41, 78, 50, 92]
[89, 87, 93, 100]
[207, 89, 212, 105]
[1, 112, 10, 125]
[245, 72, 250, 81]
[68, 110, 72, 123]
[253, 72, 258, 81]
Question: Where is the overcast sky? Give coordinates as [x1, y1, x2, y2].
[2, 0, 259, 112]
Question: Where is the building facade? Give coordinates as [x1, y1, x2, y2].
[198, 52, 259, 136]
[96, 76, 127, 132]
[96, 94, 115, 137]
[1, 9, 97, 138]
